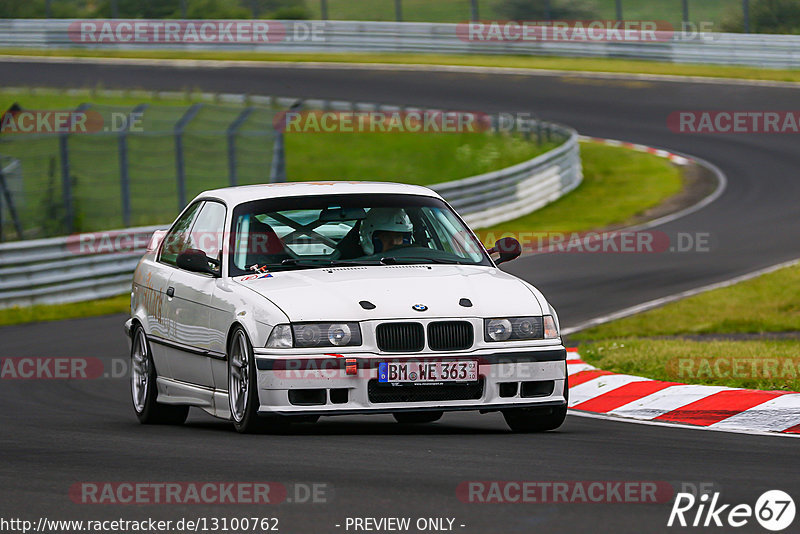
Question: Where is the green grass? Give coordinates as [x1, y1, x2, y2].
[0, 87, 552, 236]
[573, 264, 800, 340]
[5, 49, 800, 83]
[477, 142, 683, 242]
[579, 339, 800, 392]
[286, 131, 558, 186]
[308, 0, 739, 27]
[574, 263, 800, 391]
[0, 294, 131, 327]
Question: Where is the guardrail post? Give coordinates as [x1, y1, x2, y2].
[119, 104, 146, 228]
[227, 107, 254, 186]
[470, 0, 479, 21]
[180, 0, 187, 18]
[544, 0, 552, 21]
[0, 164, 22, 241]
[111, 0, 118, 18]
[45, 0, 52, 18]
[321, 0, 329, 20]
[682, 0, 690, 26]
[174, 104, 202, 211]
[270, 132, 286, 183]
[395, 0, 403, 22]
[615, 0, 622, 20]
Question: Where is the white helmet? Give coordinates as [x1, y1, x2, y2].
[359, 208, 413, 255]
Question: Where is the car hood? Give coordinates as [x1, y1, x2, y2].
[234, 265, 543, 322]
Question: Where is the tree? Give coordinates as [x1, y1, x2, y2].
[494, 0, 598, 20]
[722, 0, 800, 34]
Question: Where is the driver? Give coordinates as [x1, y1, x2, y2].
[359, 208, 413, 255]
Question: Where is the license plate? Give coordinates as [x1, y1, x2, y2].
[378, 361, 477, 384]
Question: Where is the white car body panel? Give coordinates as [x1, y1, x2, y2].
[127, 182, 567, 421]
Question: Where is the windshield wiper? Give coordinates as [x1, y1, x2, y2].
[380, 256, 464, 265]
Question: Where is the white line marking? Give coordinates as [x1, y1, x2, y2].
[563, 257, 800, 334]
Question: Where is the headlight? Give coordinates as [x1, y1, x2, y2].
[484, 316, 546, 342]
[266, 323, 362, 348]
[266, 324, 293, 348]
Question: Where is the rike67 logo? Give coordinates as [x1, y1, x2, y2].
[668, 490, 795, 531]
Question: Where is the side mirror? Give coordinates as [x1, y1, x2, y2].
[488, 237, 522, 265]
[177, 248, 219, 276]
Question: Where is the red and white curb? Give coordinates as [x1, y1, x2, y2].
[566, 348, 800, 436]
[579, 135, 692, 165]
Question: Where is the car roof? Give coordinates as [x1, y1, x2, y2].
[195, 181, 443, 206]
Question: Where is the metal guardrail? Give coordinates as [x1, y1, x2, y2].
[2, 19, 800, 69]
[0, 95, 581, 309]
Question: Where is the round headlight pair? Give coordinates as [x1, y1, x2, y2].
[484, 316, 547, 342]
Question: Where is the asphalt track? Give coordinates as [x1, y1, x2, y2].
[1, 59, 799, 533]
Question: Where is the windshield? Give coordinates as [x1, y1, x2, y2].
[228, 193, 491, 275]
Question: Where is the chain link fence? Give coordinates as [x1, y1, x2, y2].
[0, 97, 286, 241]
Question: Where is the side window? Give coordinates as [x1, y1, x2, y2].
[159, 202, 203, 267]
[188, 201, 227, 263]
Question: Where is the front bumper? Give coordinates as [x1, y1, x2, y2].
[253, 347, 567, 416]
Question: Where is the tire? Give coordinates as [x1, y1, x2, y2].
[393, 411, 443, 424]
[130, 324, 189, 425]
[228, 326, 290, 434]
[502, 376, 569, 433]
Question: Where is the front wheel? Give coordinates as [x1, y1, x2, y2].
[228, 326, 289, 434]
[130, 324, 189, 425]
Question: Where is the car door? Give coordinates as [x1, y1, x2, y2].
[146, 201, 203, 379]
[162, 200, 227, 390]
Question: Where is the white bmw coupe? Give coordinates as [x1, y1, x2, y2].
[125, 182, 568, 433]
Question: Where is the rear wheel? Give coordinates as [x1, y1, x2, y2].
[228, 326, 290, 434]
[131, 325, 189, 425]
[393, 411, 443, 424]
[502, 376, 569, 433]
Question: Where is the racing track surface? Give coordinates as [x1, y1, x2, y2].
[1, 59, 799, 533]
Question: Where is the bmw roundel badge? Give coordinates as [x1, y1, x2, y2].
[412, 304, 428, 312]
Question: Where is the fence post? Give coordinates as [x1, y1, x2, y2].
[0, 161, 23, 241]
[174, 104, 202, 211]
[111, 0, 118, 18]
[321, 0, 328, 20]
[682, 0, 690, 26]
[181, 0, 187, 18]
[227, 107, 255, 187]
[395, 0, 403, 22]
[270, 132, 286, 183]
[59, 103, 90, 234]
[45, 0, 52, 18]
[743, 0, 750, 33]
[119, 104, 147, 228]
[544, 0, 552, 21]
[615, 0, 622, 20]
[470, 0, 479, 21]
[251, 0, 259, 18]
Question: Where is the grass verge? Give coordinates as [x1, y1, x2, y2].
[4, 49, 800, 84]
[0, 294, 130, 327]
[580, 339, 800, 392]
[574, 263, 800, 391]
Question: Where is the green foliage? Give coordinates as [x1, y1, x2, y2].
[493, 0, 598, 20]
[722, 0, 800, 33]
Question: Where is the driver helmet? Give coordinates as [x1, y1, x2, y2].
[359, 208, 413, 255]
